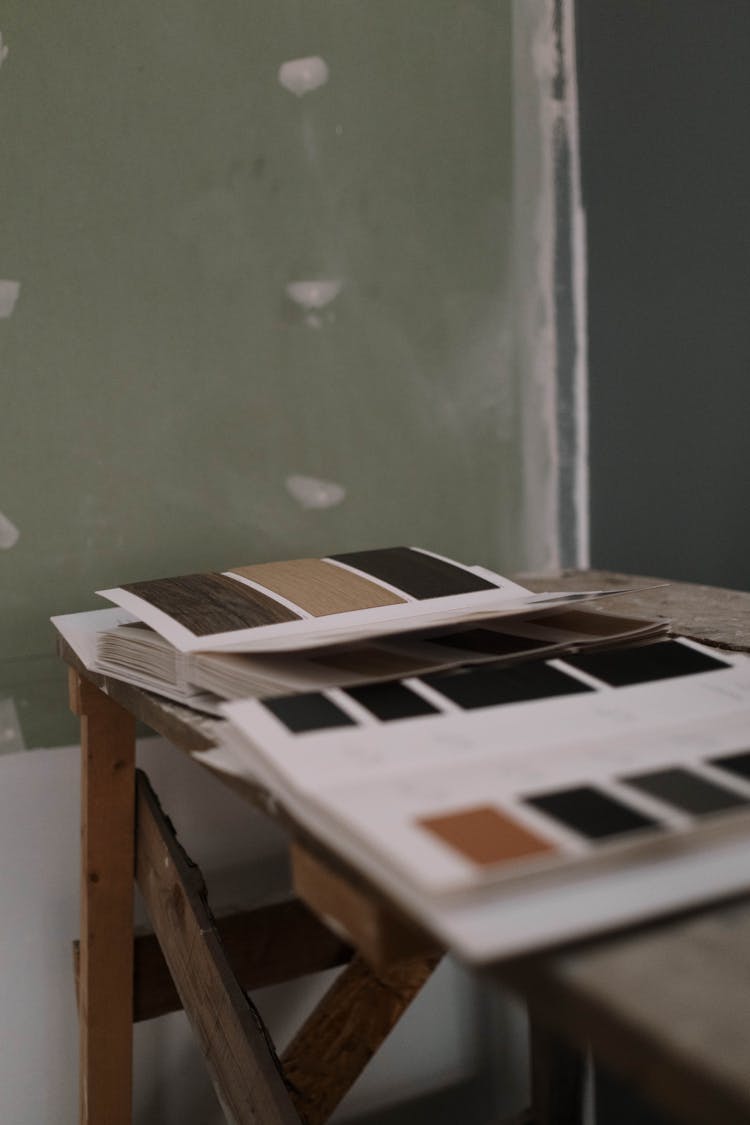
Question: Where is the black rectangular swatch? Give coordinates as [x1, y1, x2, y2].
[709, 751, 750, 783]
[524, 785, 660, 841]
[263, 692, 357, 734]
[123, 573, 300, 635]
[621, 767, 749, 816]
[420, 661, 592, 711]
[330, 547, 500, 599]
[428, 629, 548, 656]
[561, 640, 728, 687]
[343, 682, 439, 722]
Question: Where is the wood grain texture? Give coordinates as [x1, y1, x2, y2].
[73, 672, 136, 1125]
[291, 843, 438, 968]
[331, 546, 500, 598]
[135, 771, 300, 1125]
[498, 898, 750, 1125]
[60, 637, 219, 751]
[231, 558, 406, 615]
[282, 952, 441, 1125]
[123, 571, 301, 634]
[521, 569, 750, 652]
[73, 900, 353, 1023]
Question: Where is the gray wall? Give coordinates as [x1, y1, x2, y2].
[577, 0, 750, 592]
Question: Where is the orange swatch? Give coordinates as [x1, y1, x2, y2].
[418, 805, 556, 867]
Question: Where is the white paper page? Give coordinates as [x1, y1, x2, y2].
[97, 583, 648, 654]
[221, 644, 750, 797]
[51, 608, 224, 714]
[196, 705, 750, 963]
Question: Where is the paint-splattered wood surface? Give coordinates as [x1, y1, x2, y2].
[60, 571, 750, 1125]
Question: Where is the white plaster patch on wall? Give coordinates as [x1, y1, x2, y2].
[286, 475, 347, 510]
[0, 698, 25, 754]
[0, 280, 20, 318]
[0, 511, 20, 549]
[278, 56, 329, 97]
[0, 31, 9, 69]
[285, 279, 342, 310]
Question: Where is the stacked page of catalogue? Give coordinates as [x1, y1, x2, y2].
[213, 636, 750, 961]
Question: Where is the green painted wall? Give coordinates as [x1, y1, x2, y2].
[0, 1, 524, 748]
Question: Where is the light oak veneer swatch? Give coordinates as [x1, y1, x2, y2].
[418, 805, 556, 867]
[230, 558, 406, 616]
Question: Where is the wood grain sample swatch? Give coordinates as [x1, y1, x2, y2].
[418, 806, 556, 867]
[330, 547, 500, 599]
[562, 640, 729, 686]
[524, 786, 660, 841]
[621, 767, 749, 816]
[230, 559, 405, 616]
[122, 573, 300, 636]
[420, 662, 593, 710]
[263, 692, 357, 734]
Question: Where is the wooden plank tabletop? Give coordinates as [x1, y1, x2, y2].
[57, 571, 750, 1125]
[505, 570, 750, 1125]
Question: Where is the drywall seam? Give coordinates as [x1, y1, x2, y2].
[513, 0, 558, 573]
[559, 0, 589, 568]
[512, 0, 588, 573]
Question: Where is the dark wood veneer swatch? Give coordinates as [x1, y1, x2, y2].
[230, 558, 405, 616]
[263, 692, 357, 734]
[123, 573, 300, 635]
[621, 767, 749, 816]
[562, 640, 729, 687]
[420, 662, 593, 711]
[330, 547, 500, 599]
[418, 805, 556, 867]
[524, 785, 660, 841]
[343, 682, 439, 722]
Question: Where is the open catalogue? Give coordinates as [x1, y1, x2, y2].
[53, 545, 665, 712]
[52, 544, 750, 961]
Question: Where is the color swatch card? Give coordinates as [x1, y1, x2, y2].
[212, 639, 750, 960]
[98, 546, 640, 654]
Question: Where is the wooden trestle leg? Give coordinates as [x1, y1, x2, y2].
[282, 952, 441, 1125]
[135, 771, 300, 1124]
[69, 673, 442, 1125]
[69, 670, 137, 1125]
[135, 769, 441, 1124]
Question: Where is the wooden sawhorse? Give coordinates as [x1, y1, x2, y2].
[68, 666, 580, 1124]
